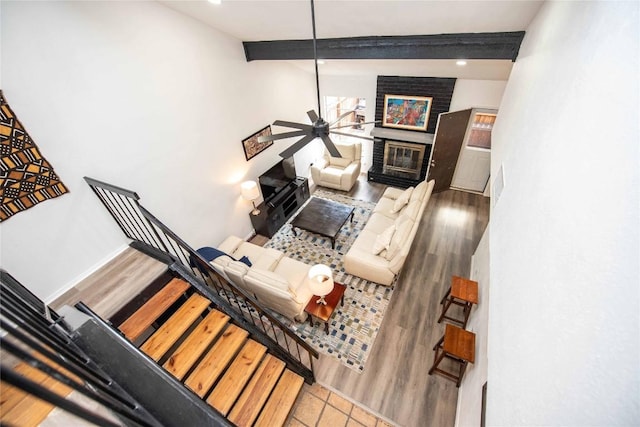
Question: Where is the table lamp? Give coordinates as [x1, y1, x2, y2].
[241, 180, 260, 215]
[308, 264, 334, 305]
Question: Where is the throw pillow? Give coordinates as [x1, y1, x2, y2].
[391, 187, 414, 213]
[385, 216, 414, 260]
[196, 246, 230, 262]
[238, 255, 252, 267]
[372, 224, 396, 255]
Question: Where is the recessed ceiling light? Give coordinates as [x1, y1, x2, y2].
[207, 0, 222, 5]
[456, 60, 467, 66]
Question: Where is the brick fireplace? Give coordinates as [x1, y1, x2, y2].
[367, 76, 456, 188]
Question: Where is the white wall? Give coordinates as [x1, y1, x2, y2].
[455, 225, 490, 427]
[488, 1, 639, 425]
[449, 79, 507, 112]
[0, 1, 315, 301]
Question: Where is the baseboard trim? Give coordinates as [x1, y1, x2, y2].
[45, 244, 129, 305]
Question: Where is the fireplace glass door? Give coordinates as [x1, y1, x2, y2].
[383, 141, 426, 180]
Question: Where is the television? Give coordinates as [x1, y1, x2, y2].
[258, 156, 297, 202]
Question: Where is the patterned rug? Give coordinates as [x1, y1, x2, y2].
[265, 189, 394, 373]
[0, 91, 69, 221]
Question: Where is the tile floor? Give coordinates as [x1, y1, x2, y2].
[286, 383, 396, 427]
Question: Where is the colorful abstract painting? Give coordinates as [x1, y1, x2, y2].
[0, 91, 68, 221]
[382, 94, 433, 132]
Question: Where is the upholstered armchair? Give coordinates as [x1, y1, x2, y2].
[310, 142, 362, 191]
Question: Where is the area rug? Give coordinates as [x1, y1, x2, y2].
[264, 189, 394, 373]
[0, 91, 69, 221]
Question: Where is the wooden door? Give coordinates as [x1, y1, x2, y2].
[427, 109, 472, 193]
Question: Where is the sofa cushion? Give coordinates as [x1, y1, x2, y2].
[329, 156, 352, 168]
[386, 215, 414, 260]
[226, 260, 250, 276]
[373, 196, 397, 218]
[391, 187, 413, 213]
[403, 200, 421, 221]
[410, 179, 428, 203]
[372, 224, 395, 255]
[364, 212, 396, 235]
[320, 167, 345, 185]
[246, 268, 291, 293]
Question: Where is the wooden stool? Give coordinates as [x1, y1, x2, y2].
[429, 324, 475, 387]
[438, 276, 478, 329]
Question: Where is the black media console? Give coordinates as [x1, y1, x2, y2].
[249, 177, 309, 238]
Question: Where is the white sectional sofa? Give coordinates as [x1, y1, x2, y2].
[344, 179, 435, 286]
[208, 236, 313, 322]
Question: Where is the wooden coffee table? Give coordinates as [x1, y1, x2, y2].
[304, 282, 347, 334]
[291, 198, 354, 249]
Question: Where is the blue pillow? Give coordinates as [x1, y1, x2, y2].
[238, 256, 252, 267]
[196, 247, 229, 262]
[196, 246, 252, 267]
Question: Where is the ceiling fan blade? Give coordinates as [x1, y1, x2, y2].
[258, 129, 309, 143]
[321, 134, 341, 157]
[307, 110, 319, 123]
[329, 109, 357, 127]
[273, 120, 313, 130]
[279, 134, 316, 158]
[330, 120, 381, 130]
[329, 130, 375, 141]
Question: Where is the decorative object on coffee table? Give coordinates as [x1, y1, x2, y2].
[307, 264, 334, 305]
[240, 180, 261, 215]
[291, 197, 354, 249]
[305, 282, 346, 335]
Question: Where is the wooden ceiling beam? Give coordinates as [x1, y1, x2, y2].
[243, 32, 525, 62]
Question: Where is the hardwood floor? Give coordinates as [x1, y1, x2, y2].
[311, 176, 490, 426]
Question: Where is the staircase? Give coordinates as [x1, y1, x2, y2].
[114, 276, 305, 427]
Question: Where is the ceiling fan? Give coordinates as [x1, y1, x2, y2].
[258, 0, 378, 158]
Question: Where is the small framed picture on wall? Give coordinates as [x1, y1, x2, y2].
[242, 125, 273, 161]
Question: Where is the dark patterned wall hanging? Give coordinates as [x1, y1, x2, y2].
[0, 91, 69, 221]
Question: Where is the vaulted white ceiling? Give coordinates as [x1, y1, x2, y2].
[158, 0, 544, 80]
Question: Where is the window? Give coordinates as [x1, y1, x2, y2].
[324, 96, 366, 136]
[467, 112, 496, 149]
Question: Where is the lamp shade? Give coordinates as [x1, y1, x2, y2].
[308, 264, 334, 297]
[241, 180, 260, 201]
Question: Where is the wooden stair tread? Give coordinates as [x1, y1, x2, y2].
[206, 339, 267, 415]
[140, 293, 211, 361]
[254, 369, 305, 427]
[1, 363, 73, 427]
[228, 354, 286, 427]
[119, 278, 190, 341]
[163, 308, 230, 380]
[184, 324, 249, 397]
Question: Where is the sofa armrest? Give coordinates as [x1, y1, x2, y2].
[310, 157, 328, 184]
[341, 162, 361, 183]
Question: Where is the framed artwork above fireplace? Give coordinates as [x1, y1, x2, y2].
[382, 94, 432, 132]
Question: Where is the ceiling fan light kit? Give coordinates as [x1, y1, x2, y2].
[258, 0, 377, 159]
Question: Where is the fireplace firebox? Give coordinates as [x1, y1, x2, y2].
[383, 141, 426, 180]
[368, 127, 433, 188]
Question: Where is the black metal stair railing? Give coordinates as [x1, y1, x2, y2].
[84, 176, 318, 382]
[0, 269, 164, 427]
